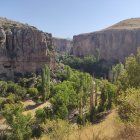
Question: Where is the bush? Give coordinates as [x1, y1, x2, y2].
[7, 82, 27, 98]
[2, 103, 32, 140]
[28, 87, 38, 97]
[31, 124, 44, 139]
[118, 88, 140, 123]
[35, 109, 46, 123]
[77, 115, 85, 125]
[0, 81, 7, 97]
[98, 80, 117, 112]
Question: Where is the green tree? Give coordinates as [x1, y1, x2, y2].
[0, 81, 7, 97]
[28, 87, 38, 97]
[2, 103, 32, 140]
[99, 80, 116, 112]
[7, 82, 27, 99]
[51, 81, 78, 119]
[41, 64, 50, 101]
[109, 63, 125, 84]
[35, 108, 46, 123]
[118, 88, 140, 123]
[66, 65, 72, 79]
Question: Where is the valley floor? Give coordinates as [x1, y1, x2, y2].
[69, 110, 119, 140]
[41, 110, 121, 140]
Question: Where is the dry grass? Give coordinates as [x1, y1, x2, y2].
[23, 100, 51, 116]
[69, 110, 140, 140]
[106, 18, 140, 30]
[69, 110, 119, 140]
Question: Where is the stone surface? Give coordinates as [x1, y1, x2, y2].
[0, 17, 55, 80]
[0, 27, 6, 45]
[53, 37, 72, 54]
[71, 18, 140, 62]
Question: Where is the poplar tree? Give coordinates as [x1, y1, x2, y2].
[41, 64, 50, 101]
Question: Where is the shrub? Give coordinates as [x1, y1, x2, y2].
[28, 87, 38, 97]
[2, 103, 32, 140]
[35, 108, 46, 123]
[7, 82, 27, 98]
[118, 88, 140, 123]
[0, 81, 7, 97]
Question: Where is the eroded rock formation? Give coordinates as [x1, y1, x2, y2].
[53, 37, 72, 54]
[0, 17, 55, 80]
[72, 18, 140, 62]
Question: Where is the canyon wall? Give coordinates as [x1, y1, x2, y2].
[72, 18, 140, 62]
[0, 18, 55, 80]
[53, 37, 72, 54]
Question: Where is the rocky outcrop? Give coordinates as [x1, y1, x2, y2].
[72, 18, 140, 62]
[53, 37, 72, 54]
[0, 17, 55, 80]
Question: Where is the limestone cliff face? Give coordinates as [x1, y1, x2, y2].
[53, 37, 72, 54]
[0, 18, 55, 80]
[72, 18, 140, 62]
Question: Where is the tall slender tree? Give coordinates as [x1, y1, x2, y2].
[41, 64, 50, 101]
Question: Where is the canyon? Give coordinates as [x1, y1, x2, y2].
[71, 18, 140, 62]
[0, 17, 55, 80]
[1, 17, 140, 79]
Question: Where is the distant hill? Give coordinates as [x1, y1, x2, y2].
[106, 18, 140, 30]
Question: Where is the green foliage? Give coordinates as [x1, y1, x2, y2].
[7, 82, 27, 98]
[41, 64, 50, 101]
[31, 124, 43, 139]
[0, 97, 6, 110]
[63, 55, 118, 78]
[0, 81, 7, 96]
[89, 106, 97, 122]
[35, 108, 47, 123]
[118, 50, 140, 90]
[28, 87, 38, 97]
[44, 106, 53, 119]
[109, 63, 125, 84]
[77, 115, 85, 125]
[2, 103, 32, 140]
[51, 81, 78, 119]
[6, 93, 16, 104]
[118, 88, 140, 123]
[51, 66, 94, 120]
[99, 80, 117, 112]
[18, 78, 29, 87]
[55, 65, 70, 81]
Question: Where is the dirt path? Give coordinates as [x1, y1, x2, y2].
[23, 100, 51, 116]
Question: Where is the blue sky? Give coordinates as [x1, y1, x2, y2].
[1, 0, 140, 38]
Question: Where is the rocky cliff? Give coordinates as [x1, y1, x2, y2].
[53, 37, 72, 54]
[72, 18, 140, 62]
[0, 17, 55, 80]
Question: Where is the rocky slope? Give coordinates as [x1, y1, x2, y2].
[0, 17, 55, 80]
[53, 37, 72, 54]
[72, 18, 140, 62]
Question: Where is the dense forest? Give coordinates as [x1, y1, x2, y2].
[0, 50, 140, 140]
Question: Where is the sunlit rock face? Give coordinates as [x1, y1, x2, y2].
[53, 37, 72, 54]
[0, 17, 55, 80]
[71, 18, 140, 62]
[0, 27, 6, 45]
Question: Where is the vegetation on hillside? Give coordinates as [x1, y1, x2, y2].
[0, 50, 140, 140]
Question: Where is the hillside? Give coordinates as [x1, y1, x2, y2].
[106, 18, 140, 30]
[72, 18, 140, 62]
[0, 17, 55, 80]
